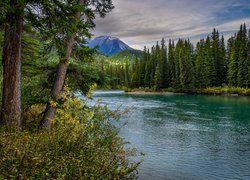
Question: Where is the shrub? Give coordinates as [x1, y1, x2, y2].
[0, 91, 140, 179]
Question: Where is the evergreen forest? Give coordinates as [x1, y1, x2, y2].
[101, 25, 250, 93]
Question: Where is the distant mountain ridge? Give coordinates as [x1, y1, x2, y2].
[86, 35, 134, 56]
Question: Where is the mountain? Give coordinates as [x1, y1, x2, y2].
[87, 35, 133, 56]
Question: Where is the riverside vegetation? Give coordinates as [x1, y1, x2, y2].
[0, 89, 139, 179]
[0, 1, 140, 179]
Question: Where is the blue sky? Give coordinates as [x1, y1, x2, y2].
[93, 0, 250, 50]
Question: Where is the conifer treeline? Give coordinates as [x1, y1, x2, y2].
[104, 24, 250, 89]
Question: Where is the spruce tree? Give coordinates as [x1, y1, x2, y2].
[204, 36, 214, 87]
[237, 24, 248, 87]
[173, 39, 182, 88]
[160, 38, 168, 88]
[155, 41, 161, 88]
[228, 35, 238, 87]
[177, 39, 194, 88]
[131, 56, 140, 88]
[228, 25, 249, 87]
[168, 40, 175, 87]
[247, 29, 250, 87]
[0, 1, 24, 127]
[195, 40, 207, 88]
[124, 61, 129, 87]
[219, 35, 228, 85]
[143, 47, 150, 87]
[211, 29, 220, 86]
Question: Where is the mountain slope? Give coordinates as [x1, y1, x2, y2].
[108, 49, 142, 61]
[87, 36, 133, 56]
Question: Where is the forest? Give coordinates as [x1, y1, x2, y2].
[102, 25, 250, 94]
[0, 0, 249, 179]
[0, 1, 139, 179]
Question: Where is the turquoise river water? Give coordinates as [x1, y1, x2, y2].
[92, 91, 250, 180]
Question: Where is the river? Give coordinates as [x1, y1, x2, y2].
[92, 91, 250, 180]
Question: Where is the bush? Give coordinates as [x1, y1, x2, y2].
[202, 87, 250, 96]
[0, 92, 140, 179]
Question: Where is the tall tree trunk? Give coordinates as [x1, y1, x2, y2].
[39, 0, 85, 130]
[39, 34, 76, 129]
[0, 2, 23, 128]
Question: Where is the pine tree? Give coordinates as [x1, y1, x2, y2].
[228, 35, 238, 86]
[155, 41, 161, 88]
[237, 24, 248, 87]
[211, 29, 220, 86]
[124, 61, 129, 87]
[131, 56, 140, 88]
[0, 1, 24, 127]
[168, 40, 175, 87]
[160, 38, 168, 88]
[153, 65, 158, 88]
[228, 24, 249, 87]
[204, 36, 214, 87]
[247, 29, 250, 87]
[40, 0, 114, 129]
[143, 47, 150, 87]
[220, 35, 228, 85]
[195, 40, 207, 88]
[177, 39, 194, 88]
[173, 39, 182, 88]
[150, 45, 157, 87]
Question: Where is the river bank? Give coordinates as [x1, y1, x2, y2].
[126, 91, 185, 95]
[125, 87, 250, 96]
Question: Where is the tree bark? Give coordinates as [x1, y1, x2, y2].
[39, 46, 74, 130]
[0, 2, 23, 128]
[39, 0, 85, 130]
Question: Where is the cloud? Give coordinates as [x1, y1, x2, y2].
[92, 0, 250, 50]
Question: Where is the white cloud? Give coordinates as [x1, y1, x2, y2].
[92, 0, 250, 50]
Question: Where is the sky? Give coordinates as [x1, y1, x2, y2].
[92, 0, 250, 50]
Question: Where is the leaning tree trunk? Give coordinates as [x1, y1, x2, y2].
[39, 35, 76, 129]
[0, 3, 23, 128]
[39, 0, 85, 130]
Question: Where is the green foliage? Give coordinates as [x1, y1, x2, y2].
[194, 40, 207, 88]
[0, 30, 3, 47]
[200, 87, 250, 96]
[228, 36, 238, 86]
[168, 40, 175, 87]
[228, 24, 249, 88]
[100, 24, 250, 92]
[24, 0, 114, 58]
[175, 39, 194, 88]
[0, 93, 140, 179]
[68, 60, 111, 94]
[163, 86, 250, 96]
[21, 32, 51, 109]
[109, 50, 142, 62]
[0, 1, 140, 178]
[20, 42, 112, 110]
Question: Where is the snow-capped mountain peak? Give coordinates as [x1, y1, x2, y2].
[86, 35, 133, 56]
